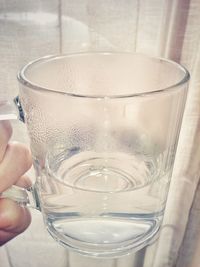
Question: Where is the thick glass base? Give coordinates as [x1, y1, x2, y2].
[46, 214, 161, 258]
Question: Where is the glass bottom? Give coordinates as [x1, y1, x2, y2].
[46, 214, 161, 258]
[43, 152, 167, 257]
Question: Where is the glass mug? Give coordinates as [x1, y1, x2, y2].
[0, 53, 189, 257]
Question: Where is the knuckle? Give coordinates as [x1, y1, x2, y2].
[0, 198, 20, 227]
[16, 175, 32, 188]
[0, 199, 31, 233]
[11, 142, 32, 171]
[0, 121, 12, 143]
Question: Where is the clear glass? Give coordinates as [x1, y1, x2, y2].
[1, 52, 189, 257]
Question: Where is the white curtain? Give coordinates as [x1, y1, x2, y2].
[0, 1, 200, 266]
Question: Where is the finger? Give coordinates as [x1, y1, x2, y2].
[0, 142, 32, 193]
[0, 198, 31, 245]
[15, 175, 32, 189]
[0, 121, 12, 162]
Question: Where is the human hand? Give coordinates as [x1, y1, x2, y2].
[0, 121, 32, 245]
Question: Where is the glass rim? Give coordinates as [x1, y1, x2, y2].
[17, 52, 190, 99]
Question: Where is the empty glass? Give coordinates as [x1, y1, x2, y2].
[0, 52, 189, 257]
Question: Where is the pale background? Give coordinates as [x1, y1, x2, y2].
[0, 1, 200, 266]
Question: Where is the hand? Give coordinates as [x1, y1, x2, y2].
[0, 121, 32, 245]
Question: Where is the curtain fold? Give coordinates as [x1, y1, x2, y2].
[155, 0, 200, 264]
[63, 1, 200, 266]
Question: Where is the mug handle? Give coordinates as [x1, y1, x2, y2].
[0, 96, 24, 121]
[0, 185, 40, 209]
[0, 97, 39, 209]
[0, 99, 18, 120]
